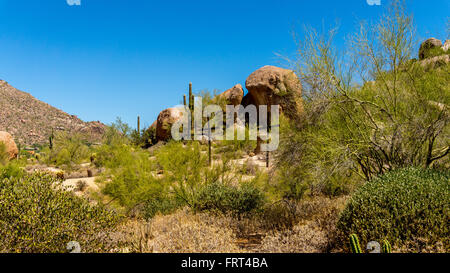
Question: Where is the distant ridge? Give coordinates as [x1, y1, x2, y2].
[0, 80, 106, 146]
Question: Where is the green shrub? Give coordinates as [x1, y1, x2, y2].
[99, 144, 165, 209]
[0, 162, 25, 180]
[0, 172, 120, 253]
[144, 196, 184, 219]
[194, 181, 266, 216]
[40, 132, 91, 169]
[337, 168, 449, 251]
[155, 141, 209, 208]
[420, 46, 448, 60]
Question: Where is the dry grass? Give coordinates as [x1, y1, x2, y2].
[112, 195, 349, 253]
[394, 238, 447, 253]
[114, 208, 243, 253]
[255, 221, 327, 253]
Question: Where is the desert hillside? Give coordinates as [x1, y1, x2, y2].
[0, 80, 106, 146]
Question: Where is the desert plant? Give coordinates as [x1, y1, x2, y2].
[382, 240, 392, 253]
[275, 0, 449, 201]
[0, 143, 8, 165]
[349, 234, 362, 253]
[194, 181, 266, 216]
[49, 129, 54, 150]
[0, 172, 120, 252]
[337, 168, 449, 252]
[0, 162, 25, 180]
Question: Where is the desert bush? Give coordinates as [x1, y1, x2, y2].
[99, 145, 166, 210]
[0, 143, 9, 165]
[95, 140, 177, 217]
[274, 0, 449, 200]
[0, 172, 120, 253]
[256, 222, 327, 253]
[337, 168, 449, 252]
[0, 162, 25, 180]
[131, 126, 157, 148]
[40, 132, 91, 169]
[100, 140, 267, 219]
[420, 45, 448, 60]
[155, 142, 267, 215]
[194, 181, 266, 216]
[115, 209, 242, 253]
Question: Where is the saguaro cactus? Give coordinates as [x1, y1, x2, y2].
[137, 116, 141, 137]
[183, 94, 187, 107]
[189, 82, 193, 111]
[17, 143, 21, 160]
[349, 234, 362, 253]
[49, 129, 54, 150]
[208, 118, 212, 167]
[382, 240, 392, 253]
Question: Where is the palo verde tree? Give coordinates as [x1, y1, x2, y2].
[281, 0, 449, 183]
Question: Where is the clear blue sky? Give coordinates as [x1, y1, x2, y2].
[0, 0, 448, 128]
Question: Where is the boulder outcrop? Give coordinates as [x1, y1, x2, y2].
[245, 65, 303, 118]
[0, 131, 18, 160]
[419, 38, 445, 60]
[217, 84, 244, 106]
[155, 108, 184, 142]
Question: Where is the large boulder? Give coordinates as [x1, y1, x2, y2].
[244, 66, 304, 154]
[155, 108, 184, 142]
[217, 84, 244, 106]
[419, 38, 443, 60]
[245, 65, 303, 118]
[0, 131, 18, 160]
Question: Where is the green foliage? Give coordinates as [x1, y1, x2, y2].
[48, 129, 54, 150]
[275, 0, 449, 201]
[349, 234, 362, 253]
[99, 140, 267, 219]
[338, 168, 449, 251]
[0, 162, 25, 180]
[420, 45, 448, 60]
[96, 141, 165, 210]
[131, 127, 157, 148]
[194, 181, 266, 216]
[144, 196, 184, 219]
[274, 115, 359, 200]
[154, 141, 210, 208]
[0, 172, 119, 253]
[0, 142, 8, 165]
[382, 240, 392, 253]
[40, 132, 91, 169]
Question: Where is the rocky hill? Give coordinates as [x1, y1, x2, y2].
[0, 80, 106, 146]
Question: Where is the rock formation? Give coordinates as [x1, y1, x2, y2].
[243, 65, 304, 154]
[0, 80, 106, 145]
[417, 38, 450, 68]
[217, 84, 244, 106]
[155, 108, 184, 142]
[245, 65, 303, 118]
[419, 38, 443, 60]
[0, 131, 18, 160]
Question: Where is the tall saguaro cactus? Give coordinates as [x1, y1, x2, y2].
[189, 82, 193, 111]
[137, 116, 141, 137]
[49, 129, 54, 150]
[17, 143, 21, 160]
[208, 117, 212, 167]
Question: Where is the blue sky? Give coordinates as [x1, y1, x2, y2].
[0, 0, 448, 128]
